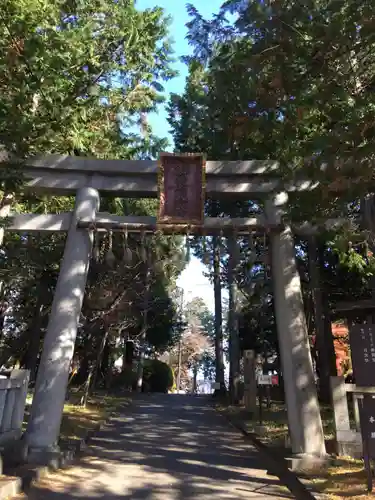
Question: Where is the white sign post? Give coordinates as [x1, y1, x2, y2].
[256, 374, 279, 427]
[257, 374, 279, 386]
[257, 374, 272, 386]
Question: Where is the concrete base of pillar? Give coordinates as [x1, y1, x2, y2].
[0, 439, 28, 467]
[337, 441, 362, 459]
[285, 453, 331, 472]
[27, 448, 76, 472]
[0, 475, 21, 500]
[27, 445, 61, 467]
[0, 430, 22, 446]
[336, 430, 363, 458]
[254, 425, 268, 436]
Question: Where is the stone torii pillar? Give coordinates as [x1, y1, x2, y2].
[265, 193, 326, 463]
[24, 187, 100, 460]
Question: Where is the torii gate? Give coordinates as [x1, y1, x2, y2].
[1, 154, 339, 464]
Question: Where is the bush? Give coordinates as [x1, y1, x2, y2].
[111, 366, 137, 390]
[143, 359, 173, 393]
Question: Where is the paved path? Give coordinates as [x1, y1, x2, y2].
[20, 394, 295, 499]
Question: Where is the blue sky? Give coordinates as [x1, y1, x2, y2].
[136, 0, 224, 147]
[136, 0, 226, 311]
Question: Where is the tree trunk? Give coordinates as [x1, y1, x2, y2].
[0, 301, 8, 344]
[23, 297, 45, 382]
[308, 236, 336, 403]
[136, 263, 151, 392]
[121, 331, 129, 373]
[319, 244, 337, 379]
[361, 194, 375, 294]
[136, 328, 146, 392]
[228, 233, 240, 404]
[77, 354, 90, 384]
[0, 194, 13, 248]
[23, 273, 51, 381]
[192, 363, 198, 393]
[91, 328, 109, 391]
[122, 338, 127, 373]
[102, 339, 115, 390]
[80, 368, 93, 407]
[176, 338, 182, 392]
[213, 236, 225, 395]
[0, 194, 14, 342]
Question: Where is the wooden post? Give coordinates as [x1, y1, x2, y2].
[244, 350, 257, 413]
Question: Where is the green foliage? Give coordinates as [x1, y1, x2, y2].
[143, 359, 173, 393]
[172, 0, 375, 217]
[144, 279, 181, 353]
[328, 232, 375, 277]
[0, 0, 175, 158]
[0, 0, 188, 381]
[168, 1, 375, 370]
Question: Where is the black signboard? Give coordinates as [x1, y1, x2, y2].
[359, 395, 375, 459]
[349, 324, 375, 387]
[359, 395, 375, 491]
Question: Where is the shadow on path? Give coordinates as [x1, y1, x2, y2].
[21, 394, 295, 499]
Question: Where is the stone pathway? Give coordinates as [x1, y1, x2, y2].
[17, 394, 296, 499]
